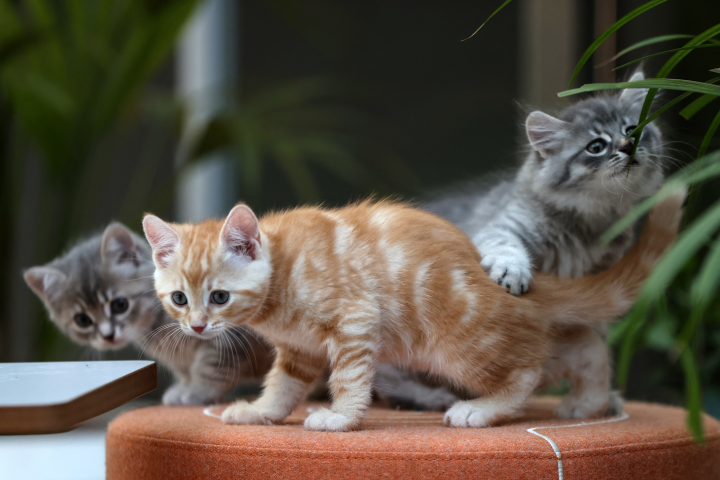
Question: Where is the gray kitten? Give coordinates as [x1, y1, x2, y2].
[435, 71, 665, 293]
[24, 222, 273, 405]
[377, 71, 665, 412]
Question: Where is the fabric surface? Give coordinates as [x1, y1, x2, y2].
[106, 397, 720, 480]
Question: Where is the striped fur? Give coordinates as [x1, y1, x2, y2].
[144, 191, 683, 431]
[24, 222, 272, 405]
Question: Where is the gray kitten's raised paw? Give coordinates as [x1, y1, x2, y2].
[162, 383, 223, 406]
[480, 254, 532, 295]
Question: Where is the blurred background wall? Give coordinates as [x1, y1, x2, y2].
[1, 0, 718, 408]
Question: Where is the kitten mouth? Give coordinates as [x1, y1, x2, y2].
[99, 338, 127, 350]
[611, 161, 636, 176]
[183, 328, 221, 339]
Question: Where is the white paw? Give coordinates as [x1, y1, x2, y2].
[304, 407, 353, 432]
[221, 400, 273, 426]
[555, 396, 607, 419]
[162, 383, 223, 406]
[480, 254, 532, 295]
[443, 402, 493, 428]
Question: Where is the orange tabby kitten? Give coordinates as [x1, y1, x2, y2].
[143, 191, 683, 431]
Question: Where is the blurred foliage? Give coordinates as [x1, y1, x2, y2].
[0, 0, 199, 230]
[0, 0, 202, 360]
[184, 77, 421, 209]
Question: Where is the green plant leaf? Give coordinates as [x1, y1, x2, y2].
[274, 145, 320, 202]
[711, 68, 720, 74]
[597, 34, 696, 68]
[690, 234, 720, 313]
[616, 309, 648, 386]
[698, 108, 720, 160]
[680, 94, 718, 120]
[645, 310, 677, 351]
[0, 28, 47, 66]
[632, 199, 720, 318]
[629, 78, 720, 135]
[630, 23, 720, 163]
[685, 108, 720, 218]
[463, 0, 513, 41]
[613, 44, 720, 71]
[681, 348, 706, 443]
[568, 0, 669, 89]
[559, 78, 720, 98]
[674, 233, 720, 362]
[617, 197, 720, 387]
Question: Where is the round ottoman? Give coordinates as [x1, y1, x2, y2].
[106, 397, 720, 479]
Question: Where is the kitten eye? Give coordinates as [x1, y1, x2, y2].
[110, 297, 129, 314]
[624, 125, 637, 136]
[211, 290, 229, 305]
[172, 291, 188, 306]
[74, 313, 93, 328]
[586, 139, 607, 155]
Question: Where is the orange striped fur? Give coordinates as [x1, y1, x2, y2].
[143, 189, 684, 431]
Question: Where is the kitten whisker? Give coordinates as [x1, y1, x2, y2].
[227, 327, 256, 373]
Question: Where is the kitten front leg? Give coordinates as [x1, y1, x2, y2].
[473, 228, 533, 296]
[305, 332, 376, 432]
[222, 345, 323, 425]
[163, 343, 236, 405]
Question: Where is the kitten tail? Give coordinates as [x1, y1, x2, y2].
[528, 188, 686, 326]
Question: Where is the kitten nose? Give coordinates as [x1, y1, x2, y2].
[191, 324, 206, 333]
[619, 140, 634, 155]
[103, 331, 115, 342]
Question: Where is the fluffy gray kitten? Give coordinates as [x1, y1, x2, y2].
[24, 222, 272, 405]
[377, 71, 666, 411]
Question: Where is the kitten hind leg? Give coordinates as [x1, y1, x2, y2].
[444, 366, 542, 428]
[553, 326, 613, 419]
[374, 363, 459, 411]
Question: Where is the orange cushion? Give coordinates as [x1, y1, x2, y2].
[106, 397, 720, 480]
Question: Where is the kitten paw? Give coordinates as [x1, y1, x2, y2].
[480, 254, 532, 295]
[222, 400, 273, 426]
[304, 407, 354, 432]
[555, 396, 607, 419]
[162, 383, 223, 406]
[443, 402, 493, 428]
[606, 391, 625, 416]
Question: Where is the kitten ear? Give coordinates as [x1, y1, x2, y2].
[620, 70, 649, 105]
[142, 215, 180, 268]
[220, 204, 261, 260]
[526, 111, 568, 159]
[102, 222, 140, 267]
[24, 267, 67, 303]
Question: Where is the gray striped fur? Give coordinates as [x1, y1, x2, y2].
[24, 222, 272, 405]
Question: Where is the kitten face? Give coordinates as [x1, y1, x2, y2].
[24, 223, 157, 350]
[526, 71, 664, 200]
[143, 205, 272, 340]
